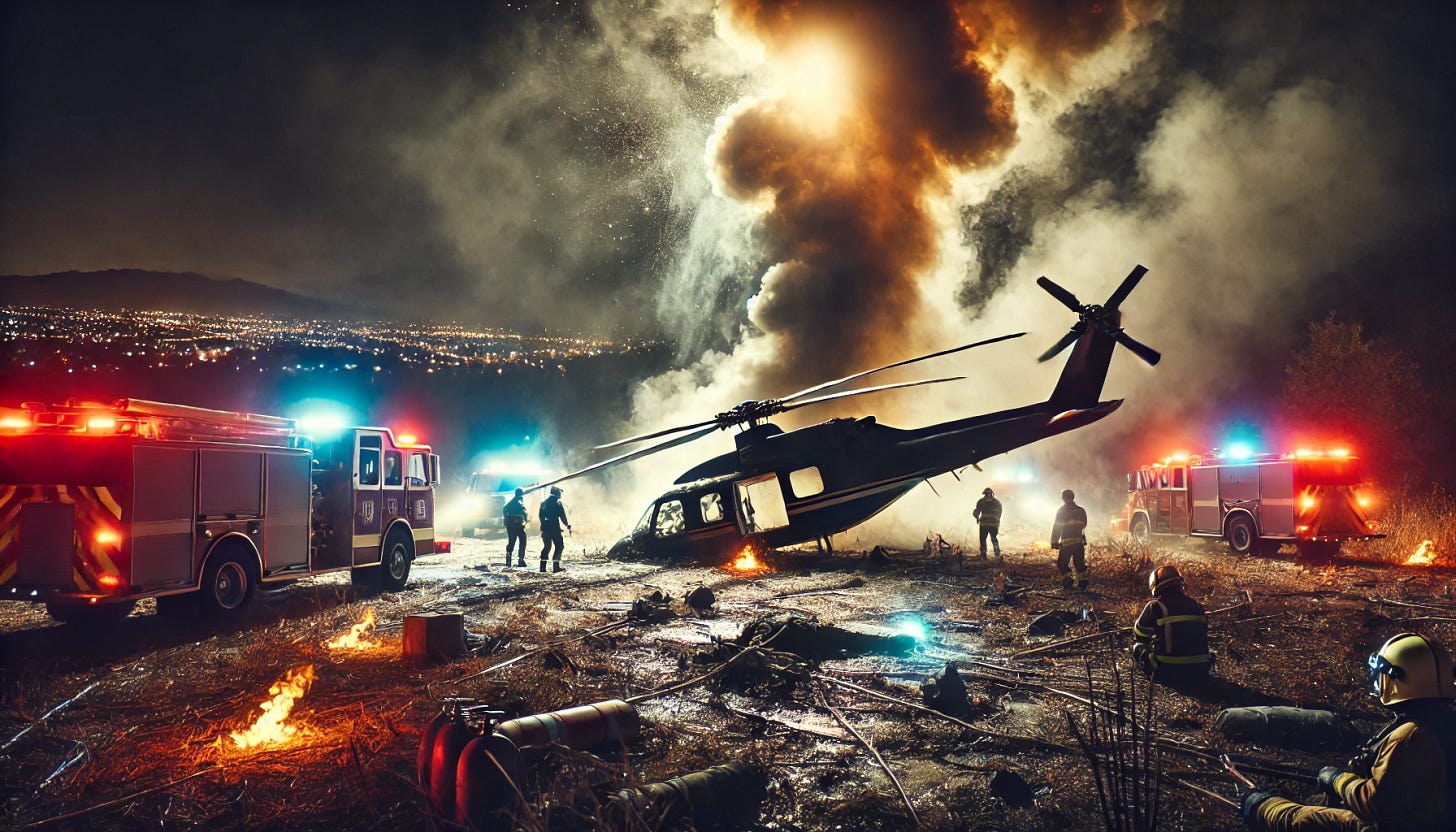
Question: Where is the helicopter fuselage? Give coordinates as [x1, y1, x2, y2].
[606, 397, 1123, 561]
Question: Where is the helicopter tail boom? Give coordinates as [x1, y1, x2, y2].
[1041, 265, 1158, 411]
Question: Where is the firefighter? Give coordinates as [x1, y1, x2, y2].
[1241, 632, 1456, 832]
[1050, 489, 1088, 590]
[1131, 564, 1211, 686]
[502, 487, 528, 568]
[974, 487, 1002, 561]
[539, 485, 571, 573]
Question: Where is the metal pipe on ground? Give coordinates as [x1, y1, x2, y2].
[604, 762, 766, 831]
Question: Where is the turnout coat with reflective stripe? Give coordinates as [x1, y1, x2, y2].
[1132, 589, 1209, 665]
[1249, 713, 1455, 832]
[1050, 503, 1087, 547]
[974, 496, 1002, 529]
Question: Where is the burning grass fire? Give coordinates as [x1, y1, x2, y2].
[326, 607, 381, 650]
[729, 546, 771, 573]
[1406, 539, 1436, 566]
[229, 665, 316, 749]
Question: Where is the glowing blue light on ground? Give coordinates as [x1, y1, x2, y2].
[889, 615, 930, 642]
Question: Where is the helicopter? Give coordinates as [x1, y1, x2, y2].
[533, 265, 1159, 561]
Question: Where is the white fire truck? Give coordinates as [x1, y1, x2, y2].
[1111, 448, 1382, 558]
[0, 399, 445, 623]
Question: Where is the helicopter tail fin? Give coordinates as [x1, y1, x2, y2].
[1039, 265, 1158, 411]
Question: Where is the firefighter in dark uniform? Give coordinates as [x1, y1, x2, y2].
[502, 487, 528, 568]
[974, 487, 1002, 560]
[539, 485, 571, 573]
[1132, 564, 1211, 687]
[1241, 632, 1456, 832]
[1050, 489, 1088, 590]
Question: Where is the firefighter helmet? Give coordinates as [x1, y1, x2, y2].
[982, 487, 994, 496]
[1149, 564, 1184, 595]
[1061, 489, 1075, 502]
[514, 488, 524, 498]
[549, 486, 563, 496]
[1367, 632, 1455, 705]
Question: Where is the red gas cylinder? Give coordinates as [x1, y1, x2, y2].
[428, 714, 476, 818]
[455, 733, 527, 832]
[416, 710, 452, 791]
[493, 699, 639, 751]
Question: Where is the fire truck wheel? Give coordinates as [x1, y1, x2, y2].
[1225, 515, 1257, 555]
[380, 529, 414, 591]
[1129, 516, 1151, 545]
[45, 601, 136, 625]
[201, 548, 257, 617]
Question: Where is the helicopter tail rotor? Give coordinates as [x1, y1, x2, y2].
[1037, 265, 1160, 367]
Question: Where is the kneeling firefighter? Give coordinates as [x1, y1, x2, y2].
[1241, 632, 1456, 832]
[1131, 564, 1211, 687]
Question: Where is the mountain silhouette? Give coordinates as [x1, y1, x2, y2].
[0, 270, 378, 320]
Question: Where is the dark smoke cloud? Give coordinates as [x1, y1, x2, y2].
[703, 0, 1127, 391]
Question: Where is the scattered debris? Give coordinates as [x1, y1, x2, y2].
[684, 585, 717, 614]
[737, 612, 917, 659]
[628, 590, 675, 622]
[605, 761, 767, 831]
[921, 662, 970, 717]
[1027, 609, 1086, 637]
[988, 770, 1035, 808]
[403, 613, 468, 662]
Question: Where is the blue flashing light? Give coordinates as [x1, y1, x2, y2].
[293, 398, 359, 439]
[1228, 442, 1254, 460]
[888, 614, 930, 642]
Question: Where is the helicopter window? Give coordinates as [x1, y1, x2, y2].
[788, 466, 824, 498]
[700, 493, 724, 523]
[654, 500, 685, 538]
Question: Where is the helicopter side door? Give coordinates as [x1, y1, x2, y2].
[734, 473, 789, 535]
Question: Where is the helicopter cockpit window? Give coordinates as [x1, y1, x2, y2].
[654, 500, 685, 538]
[700, 493, 724, 524]
[788, 466, 824, 498]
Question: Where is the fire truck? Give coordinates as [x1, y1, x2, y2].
[0, 399, 445, 623]
[1111, 448, 1382, 558]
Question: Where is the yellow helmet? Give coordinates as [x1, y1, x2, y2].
[1149, 564, 1183, 595]
[1367, 632, 1456, 705]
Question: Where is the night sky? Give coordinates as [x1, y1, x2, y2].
[4, 1, 1455, 479]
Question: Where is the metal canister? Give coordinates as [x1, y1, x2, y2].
[455, 733, 527, 832]
[493, 699, 639, 751]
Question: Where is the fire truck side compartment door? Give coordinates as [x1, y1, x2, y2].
[263, 451, 310, 575]
[199, 450, 263, 518]
[1189, 467, 1221, 533]
[1260, 463, 1295, 535]
[132, 445, 196, 587]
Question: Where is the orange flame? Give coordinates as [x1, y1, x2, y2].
[230, 665, 315, 749]
[326, 608, 380, 650]
[1405, 540, 1435, 566]
[1030, 540, 1051, 552]
[730, 546, 768, 573]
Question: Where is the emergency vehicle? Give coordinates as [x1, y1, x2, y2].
[0, 399, 444, 623]
[1111, 448, 1382, 558]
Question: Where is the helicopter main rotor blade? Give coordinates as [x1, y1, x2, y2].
[1036, 276, 1084, 314]
[593, 416, 721, 451]
[776, 376, 966, 414]
[1037, 324, 1085, 362]
[1104, 264, 1149, 311]
[777, 332, 1025, 405]
[529, 425, 720, 493]
[1114, 329, 1162, 366]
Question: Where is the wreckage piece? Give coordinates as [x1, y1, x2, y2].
[404, 613, 469, 662]
[921, 662, 971, 716]
[736, 612, 917, 660]
[447, 700, 642, 831]
[628, 590, 675, 623]
[1213, 706, 1362, 751]
[685, 585, 716, 613]
[604, 762, 767, 831]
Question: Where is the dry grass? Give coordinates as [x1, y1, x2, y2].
[1344, 485, 1456, 566]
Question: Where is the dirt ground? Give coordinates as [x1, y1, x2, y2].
[2, 531, 1454, 832]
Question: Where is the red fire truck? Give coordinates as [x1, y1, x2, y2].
[1111, 448, 1382, 558]
[0, 399, 444, 623]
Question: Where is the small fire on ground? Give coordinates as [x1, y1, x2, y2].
[1030, 540, 1052, 552]
[730, 546, 770, 573]
[1406, 540, 1436, 566]
[326, 607, 381, 650]
[229, 665, 316, 749]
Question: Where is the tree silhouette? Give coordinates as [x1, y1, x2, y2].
[1281, 314, 1433, 489]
